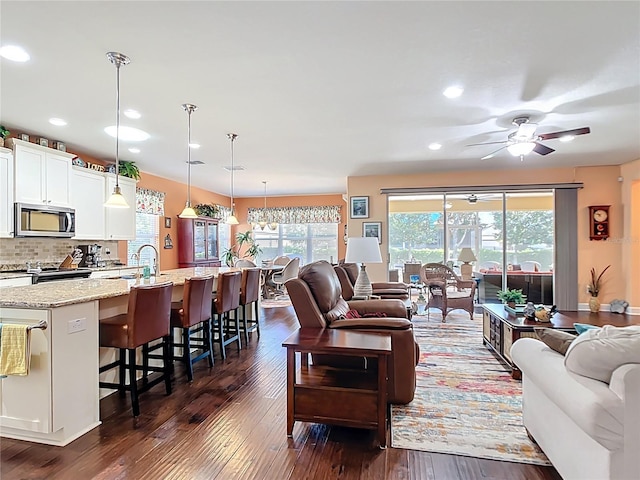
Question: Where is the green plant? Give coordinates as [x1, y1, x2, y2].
[117, 160, 140, 180]
[221, 230, 263, 267]
[587, 265, 611, 297]
[497, 288, 526, 304]
[194, 203, 221, 218]
[0, 125, 9, 139]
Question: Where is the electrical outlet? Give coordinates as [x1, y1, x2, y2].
[68, 318, 86, 334]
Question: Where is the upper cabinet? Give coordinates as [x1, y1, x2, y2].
[70, 168, 136, 241]
[10, 139, 73, 207]
[104, 175, 136, 240]
[0, 147, 14, 238]
[71, 167, 106, 240]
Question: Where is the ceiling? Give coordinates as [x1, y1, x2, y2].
[1, 1, 639, 197]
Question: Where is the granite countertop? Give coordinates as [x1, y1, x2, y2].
[0, 267, 234, 309]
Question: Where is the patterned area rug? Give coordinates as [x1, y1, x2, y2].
[391, 311, 550, 465]
[260, 297, 292, 308]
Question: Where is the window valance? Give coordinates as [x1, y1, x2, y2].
[247, 205, 341, 224]
[136, 188, 165, 215]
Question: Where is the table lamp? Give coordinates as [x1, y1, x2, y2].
[345, 237, 383, 297]
[458, 248, 477, 280]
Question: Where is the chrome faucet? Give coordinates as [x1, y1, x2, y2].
[135, 244, 160, 277]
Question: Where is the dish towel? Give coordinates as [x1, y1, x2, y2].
[0, 323, 31, 376]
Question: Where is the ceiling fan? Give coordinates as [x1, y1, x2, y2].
[467, 116, 591, 160]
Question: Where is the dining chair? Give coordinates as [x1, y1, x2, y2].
[270, 257, 300, 299]
[235, 259, 257, 268]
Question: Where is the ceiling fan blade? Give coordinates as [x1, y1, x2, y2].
[533, 142, 555, 155]
[517, 122, 537, 138]
[481, 146, 507, 160]
[538, 127, 591, 141]
[466, 140, 508, 147]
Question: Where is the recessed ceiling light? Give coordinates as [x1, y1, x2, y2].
[559, 135, 575, 142]
[443, 85, 464, 99]
[128, 147, 140, 153]
[124, 109, 141, 119]
[49, 118, 67, 126]
[428, 143, 442, 150]
[104, 126, 150, 142]
[189, 143, 200, 149]
[0, 45, 30, 62]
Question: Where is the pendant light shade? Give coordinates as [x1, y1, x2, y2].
[507, 141, 536, 157]
[104, 51, 130, 209]
[226, 133, 239, 225]
[179, 103, 199, 219]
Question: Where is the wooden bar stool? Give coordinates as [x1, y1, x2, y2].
[99, 282, 173, 417]
[169, 275, 214, 382]
[211, 271, 241, 360]
[239, 267, 262, 344]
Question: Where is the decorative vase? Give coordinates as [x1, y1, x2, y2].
[588, 296, 600, 313]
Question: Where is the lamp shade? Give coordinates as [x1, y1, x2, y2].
[345, 237, 382, 264]
[458, 247, 477, 263]
[507, 142, 535, 156]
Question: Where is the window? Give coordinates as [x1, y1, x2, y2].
[253, 223, 338, 265]
[128, 213, 160, 267]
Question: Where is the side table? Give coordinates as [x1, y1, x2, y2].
[282, 328, 392, 448]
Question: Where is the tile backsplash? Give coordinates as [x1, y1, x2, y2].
[0, 238, 120, 271]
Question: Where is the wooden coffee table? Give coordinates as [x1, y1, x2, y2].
[282, 328, 392, 448]
[482, 304, 640, 379]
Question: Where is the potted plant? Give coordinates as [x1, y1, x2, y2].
[116, 160, 140, 180]
[497, 288, 526, 308]
[194, 203, 221, 218]
[587, 265, 610, 313]
[221, 230, 262, 267]
[0, 125, 9, 147]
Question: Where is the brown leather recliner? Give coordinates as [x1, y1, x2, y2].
[287, 260, 419, 404]
[336, 262, 409, 300]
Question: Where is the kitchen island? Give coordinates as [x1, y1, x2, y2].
[0, 267, 230, 446]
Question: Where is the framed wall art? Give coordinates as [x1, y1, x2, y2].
[350, 196, 369, 219]
[363, 221, 382, 244]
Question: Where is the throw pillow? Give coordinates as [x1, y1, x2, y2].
[534, 328, 576, 355]
[564, 325, 640, 383]
[574, 323, 601, 335]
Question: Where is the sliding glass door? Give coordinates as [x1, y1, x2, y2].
[388, 190, 554, 304]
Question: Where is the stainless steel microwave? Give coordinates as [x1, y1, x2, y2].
[15, 203, 76, 237]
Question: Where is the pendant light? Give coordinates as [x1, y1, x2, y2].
[178, 103, 198, 218]
[257, 181, 268, 230]
[104, 51, 130, 208]
[265, 181, 278, 230]
[226, 133, 239, 225]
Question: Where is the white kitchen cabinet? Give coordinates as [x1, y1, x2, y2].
[10, 139, 73, 207]
[71, 167, 106, 240]
[104, 175, 136, 240]
[0, 304, 100, 446]
[0, 148, 14, 237]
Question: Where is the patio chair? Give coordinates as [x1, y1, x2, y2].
[420, 263, 476, 321]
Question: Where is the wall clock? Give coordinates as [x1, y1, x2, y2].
[588, 205, 610, 240]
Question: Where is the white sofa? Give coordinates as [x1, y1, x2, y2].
[511, 337, 640, 480]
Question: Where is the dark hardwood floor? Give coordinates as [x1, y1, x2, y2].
[0, 305, 562, 480]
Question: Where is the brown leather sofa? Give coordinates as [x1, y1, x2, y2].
[287, 260, 419, 404]
[335, 262, 409, 300]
